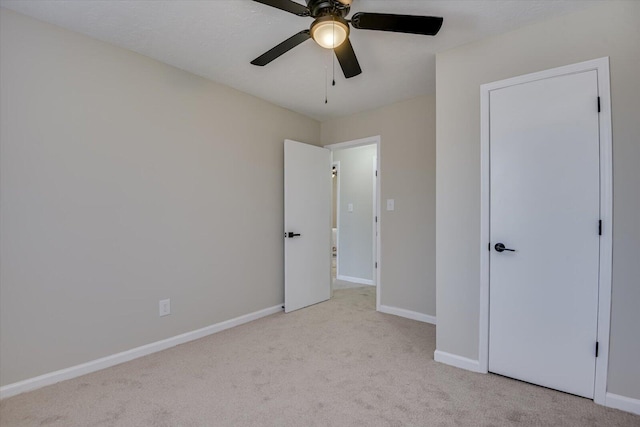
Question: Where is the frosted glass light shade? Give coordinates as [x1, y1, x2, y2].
[311, 19, 348, 49]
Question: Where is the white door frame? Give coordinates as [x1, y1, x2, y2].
[332, 160, 341, 289]
[372, 155, 378, 291]
[479, 57, 612, 404]
[324, 135, 381, 311]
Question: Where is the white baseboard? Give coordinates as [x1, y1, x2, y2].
[336, 275, 374, 286]
[378, 305, 436, 325]
[433, 350, 484, 373]
[605, 392, 640, 415]
[0, 304, 283, 400]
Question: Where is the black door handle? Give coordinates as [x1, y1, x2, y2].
[495, 243, 515, 252]
[286, 232, 301, 238]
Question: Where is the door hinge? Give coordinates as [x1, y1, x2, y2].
[375, 262, 378, 269]
[597, 97, 601, 113]
[599, 220, 602, 236]
[375, 170, 378, 177]
[375, 216, 378, 223]
[488, 242, 491, 251]
[595, 341, 599, 357]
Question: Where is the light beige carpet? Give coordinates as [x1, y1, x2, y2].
[1, 287, 638, 426]
[332, 278, 369, 290]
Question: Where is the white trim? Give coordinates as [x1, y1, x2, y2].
[593, 58, 613, 406]
[372, 155, 377, 286]
[0, 304, 283, 399]
[336, 275, 374, 286]
[479, 57, 613, 401]
[433, 350, 482, 373]
[332, 160, 341, 285]
[375, 141, 381, 311]
[378, 305, 436, 325]
[605, 393, 640, 416]
[325, 135, 381, 311]
[479, 72, 491, 375]
[324, 136, 379, 151]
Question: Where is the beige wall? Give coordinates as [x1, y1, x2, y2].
[435, 1, 640, 400]
[322, 95, 436, 316]
[0, 9, 320, 386]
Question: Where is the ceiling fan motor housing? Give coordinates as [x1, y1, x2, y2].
[306, 0, 350, 18]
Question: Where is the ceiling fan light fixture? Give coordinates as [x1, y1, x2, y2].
[310, 16, 349, 49]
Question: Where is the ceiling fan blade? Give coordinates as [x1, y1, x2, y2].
[334, 38, 362, 79]
[251, 30, 311, 66]
[351, 12, 443, 36]
[252, 0, 310, 17]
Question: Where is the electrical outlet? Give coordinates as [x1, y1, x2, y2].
[159, 299, 171, 317]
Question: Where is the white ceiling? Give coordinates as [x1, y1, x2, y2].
[1, 0, 593, 121]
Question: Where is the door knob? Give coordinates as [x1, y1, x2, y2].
[494, 243, 515, 252]
[286, 232, 301, 238]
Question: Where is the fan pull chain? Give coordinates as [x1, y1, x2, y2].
[325, 66, 328, 104]
[332, 19, 336, 86]
[332, 53, 336, 86]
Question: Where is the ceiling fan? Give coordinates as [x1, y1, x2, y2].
[251, 0, 443, 78]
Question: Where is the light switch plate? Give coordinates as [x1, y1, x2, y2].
[348, 203, 354, 212]
[386, 199, 395, 211]
[159, 299, 171, 317]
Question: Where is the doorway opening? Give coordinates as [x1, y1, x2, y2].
[325, 136, 381, 310]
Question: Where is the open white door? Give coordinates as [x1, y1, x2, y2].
[284, 140, 331, 313]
